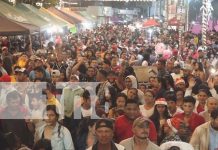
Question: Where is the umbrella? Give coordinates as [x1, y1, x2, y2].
[168, 17, 180, 26]
[143, 19, 159, 28]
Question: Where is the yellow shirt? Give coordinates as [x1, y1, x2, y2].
[47, 96, 63, 119]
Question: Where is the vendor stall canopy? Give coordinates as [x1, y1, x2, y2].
[0, 15, 39, 36]
[0, 1, 67, 31]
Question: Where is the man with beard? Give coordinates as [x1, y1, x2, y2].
[120, 117, 160, 150]
[190, 108, 218, 150]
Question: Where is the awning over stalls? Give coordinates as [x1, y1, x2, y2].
[0, 15, 39, 36]
[14, 3, 51, 30]
[60, 8, 86, 23]
[75, 11, 97, 22]
[15, 22, 40, 33]
[19, 4, 67, 28]
[0, 1, 50, 31]
[47, 7, 77, 25]
[40, 7, 74, 28]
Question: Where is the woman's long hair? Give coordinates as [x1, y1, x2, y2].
[149, 105, 171, 131]
[45, 105, 62, 138]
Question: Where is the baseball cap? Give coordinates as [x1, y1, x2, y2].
[2, 46, 8, 51]
[182, 64, 193, 70]
[16, 68, 28, 75]
[133, 117, 150, 128]
[51, 70, 61, 77]
[95, 119, 114, 130]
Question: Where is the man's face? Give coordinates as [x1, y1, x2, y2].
[157, 61, 163, 70]
[124, 103, 140, 120]
[175, 83, 186, 91]
[95, 51, 101, 58]
[166, 61, 174, 70]
[95, 127, 114, 144]
[133, 124, 150, 139]
[183, 102, 194, 115]
[207, 99, 218, 112]
[116, 97, 126, 108]
[102, 63, 110, 71]
[127, 89, 137, 100]
[8, 97, 20, 110]
[87, 68, 95, 77]
[167, 101, 177, 112]
[125, 78, 132, 89]
[149, 77, 159, 88]
[35, 60, 43, 67]
[211, 117, 218, 130]
[139, 85, 146, 94]
[183, 69, 191, 76]
[17, 72, 26, 81]
[111, 57, 118, 66]
[197, 91, 208, 104]
[90, 60, 98, 68]
[176, 91, 184, 100]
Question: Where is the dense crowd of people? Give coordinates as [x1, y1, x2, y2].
[0, 24, 218, 150]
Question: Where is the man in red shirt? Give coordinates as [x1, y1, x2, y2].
[174, 96, 205, 142]
[114, 99, 157, 143]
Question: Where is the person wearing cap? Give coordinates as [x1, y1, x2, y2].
[1, 46, 12, 62]
[119, 117, 160, 150]
[51, 69, 61, 83]
[171, 64, 183, 82]
[87, 119, 125, 150]
[199, 97, 218, 122]
[29, 58, 50, 82]
[174, 78, 186, 92]
[16, 68, 29, 82]
[164, 91, 183, 117]
[190, 108, 218, 150]
[161, 118, 182, 145]
[150, 98, 171, 145]
[114, 99, 157, 144]
[182, 64, 193, 81]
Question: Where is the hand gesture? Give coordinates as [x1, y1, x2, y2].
[207, 76, 214, 89]
[188, 77, 196, 89]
